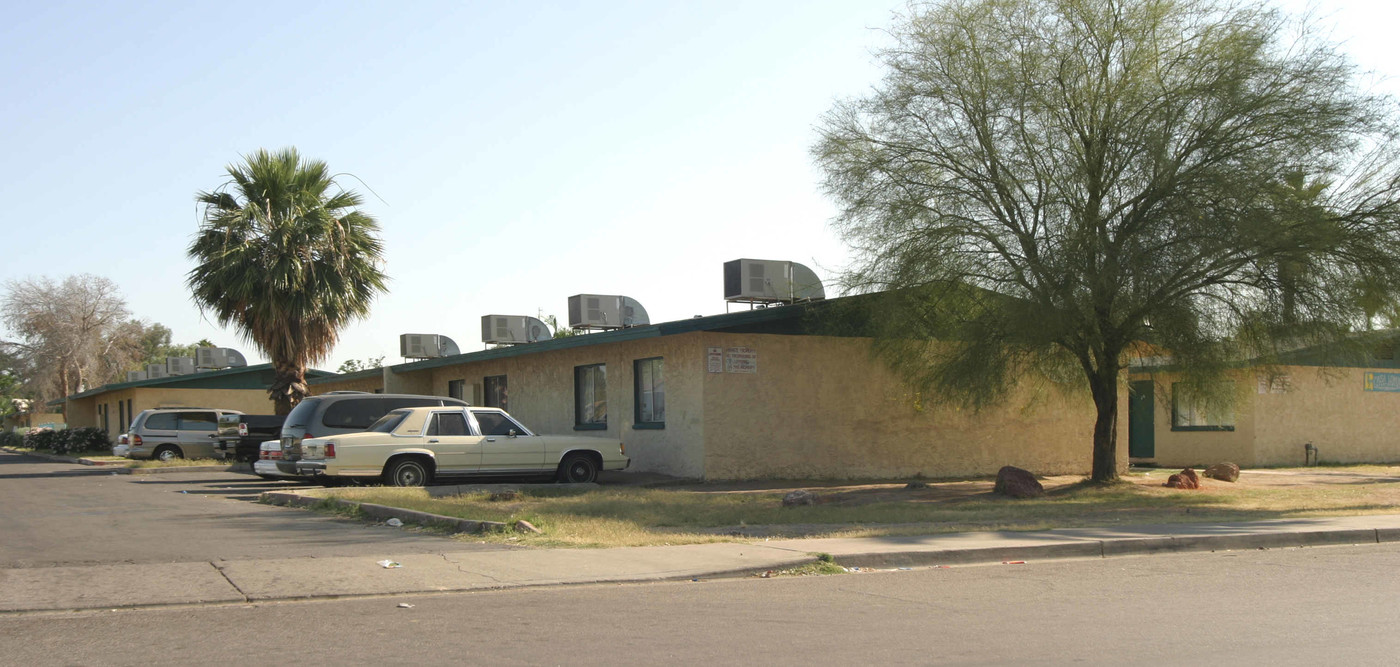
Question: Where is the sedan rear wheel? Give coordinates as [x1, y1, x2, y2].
[154, 445, 183, 462]
[385, 458, 431, 487]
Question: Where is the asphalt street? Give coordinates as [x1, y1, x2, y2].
[0, 450, 502, 568]
[3, 543, 1399, 665]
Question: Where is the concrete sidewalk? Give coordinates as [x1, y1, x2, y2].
[5, 513, 1400, 614]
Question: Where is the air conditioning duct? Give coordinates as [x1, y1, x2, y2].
[399, 334, 462, 359]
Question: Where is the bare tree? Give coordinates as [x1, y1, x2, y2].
[0, 275, 138, 402]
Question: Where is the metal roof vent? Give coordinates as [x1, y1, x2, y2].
[399, 334, 462, 360]
[481, 315, 553, 345]
[567, 295, 650, 331]
[145, 364, 169, 379]
[195, 347, 248, 370]
[723, 259, 826, 305]
[126, 371, 148, 383]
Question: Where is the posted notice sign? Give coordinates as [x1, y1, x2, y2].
[724, 347, 758, 374]
[707, 347, 723, 373]
[1364, 371, 1400, 392]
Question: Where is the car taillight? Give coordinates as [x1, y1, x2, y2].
[131, 434, 143, 447]
[620, 442, 625, 456]
[259, 450, 269, 460]
[238, 423, 248, 436]
[118, 434, 129, 445]
[325, 443, 336, 458]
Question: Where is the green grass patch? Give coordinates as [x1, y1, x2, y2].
[316, 468, 1400, 548]
[6, 446, 118, 459]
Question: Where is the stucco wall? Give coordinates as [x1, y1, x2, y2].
[1253, 367, 1400, 465]
[699, 333, 1124, 480]
[71, 388, 277, 441]
[390, 332, 709, 478]
[1133, 366, 1400, 468]
[1135, 373, 1258, 468]
[310, 375, 386, 395]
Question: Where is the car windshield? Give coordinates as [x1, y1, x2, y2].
[367, 411, 409, 433]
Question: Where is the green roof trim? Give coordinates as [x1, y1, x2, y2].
[61, 363, 335, 401]
[307, 366, 384, 385]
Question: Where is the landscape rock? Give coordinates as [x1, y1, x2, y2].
[782, 489, 820, 507]
[1164, 467, 1201, 489]
[1204, 462, 1240, 483]
[513, 519, 542, 534]
[993, 466, 1044, 498]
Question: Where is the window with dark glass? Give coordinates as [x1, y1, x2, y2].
[473, 410, 526, 436]
[447, 379, 465, 401]
[427, 412, 469, 436]
[574, 364, 607, 429]
[144, 412, 178, 430]
[484, 375, 507, 411]
[634, 357, 665, 428]
[178, 412, 218, 431]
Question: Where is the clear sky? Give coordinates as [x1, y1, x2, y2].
[1, 1, 1395, 370]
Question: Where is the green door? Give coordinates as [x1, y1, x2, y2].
[1128, 381, 1155, 458]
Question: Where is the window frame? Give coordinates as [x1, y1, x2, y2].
[447, 379, 465, 402]
[633, 357, 665, 429]
[1170, 382, 1236, 432]
[573, 363, 607, 430]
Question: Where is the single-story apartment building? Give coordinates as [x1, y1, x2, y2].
[58, 363, 334, 440]
[311, 300, 1124, 480]
[2, 400, 65, 433]
[1128, 342, 1400, 468]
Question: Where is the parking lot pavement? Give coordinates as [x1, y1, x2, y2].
[0, 450, 507, 569]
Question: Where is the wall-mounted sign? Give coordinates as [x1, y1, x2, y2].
[1364, 371, 1400, 392]
[725, 347, 758, 374]
[707, 347, 723, 373]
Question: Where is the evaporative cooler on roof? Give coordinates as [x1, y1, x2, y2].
[399, 334, 462, 359]
[723, 259, 826, 305]
[481, 315, 553, 345]
[566, 295, 650, 331]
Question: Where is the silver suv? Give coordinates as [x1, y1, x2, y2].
[126, 408, 244, 461]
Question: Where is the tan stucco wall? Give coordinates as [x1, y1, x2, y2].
[310, 375, 386, 395]
[699, 334, 1125, 480]
[1253, 367, 1400, 465]
[1132, 366, 1400, 468]
[2, 411, 65, 431]
[410, 332, 708, 478]
[68, 388, 276, 441]
[1134, 372, 1258, 468]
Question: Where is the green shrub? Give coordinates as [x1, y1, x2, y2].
[0, 431, 22, 449]
[57, 427, 110, 455]
[23, 428, 59, 451]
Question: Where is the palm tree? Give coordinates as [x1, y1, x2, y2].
[187, 148, 388, 415]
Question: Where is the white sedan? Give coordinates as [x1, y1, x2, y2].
[293, 406, 629, 486]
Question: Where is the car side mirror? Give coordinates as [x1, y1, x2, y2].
[508, 429, 517, 438]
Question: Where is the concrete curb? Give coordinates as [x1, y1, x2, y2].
[3, 447, 250, 475]
[261, 491, 512, 534]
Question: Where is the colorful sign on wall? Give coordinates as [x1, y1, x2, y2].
[1363, 371, 1400, 392]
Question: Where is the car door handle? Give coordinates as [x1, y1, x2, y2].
[428, 439, 440, 444]
[485, 438, 496, 442]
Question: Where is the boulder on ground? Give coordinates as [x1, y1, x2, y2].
[1164, 467, 1201, 489]
[1204, 462, 1240, 483]
[782, 489, 820, 507]
[994, 466, 1044, 498]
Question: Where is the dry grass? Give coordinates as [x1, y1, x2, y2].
[319, 465, 1400, 548]
[127, 458, 232, 469]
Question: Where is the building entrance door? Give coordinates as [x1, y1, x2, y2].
[1128, 381, 1155, 458]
